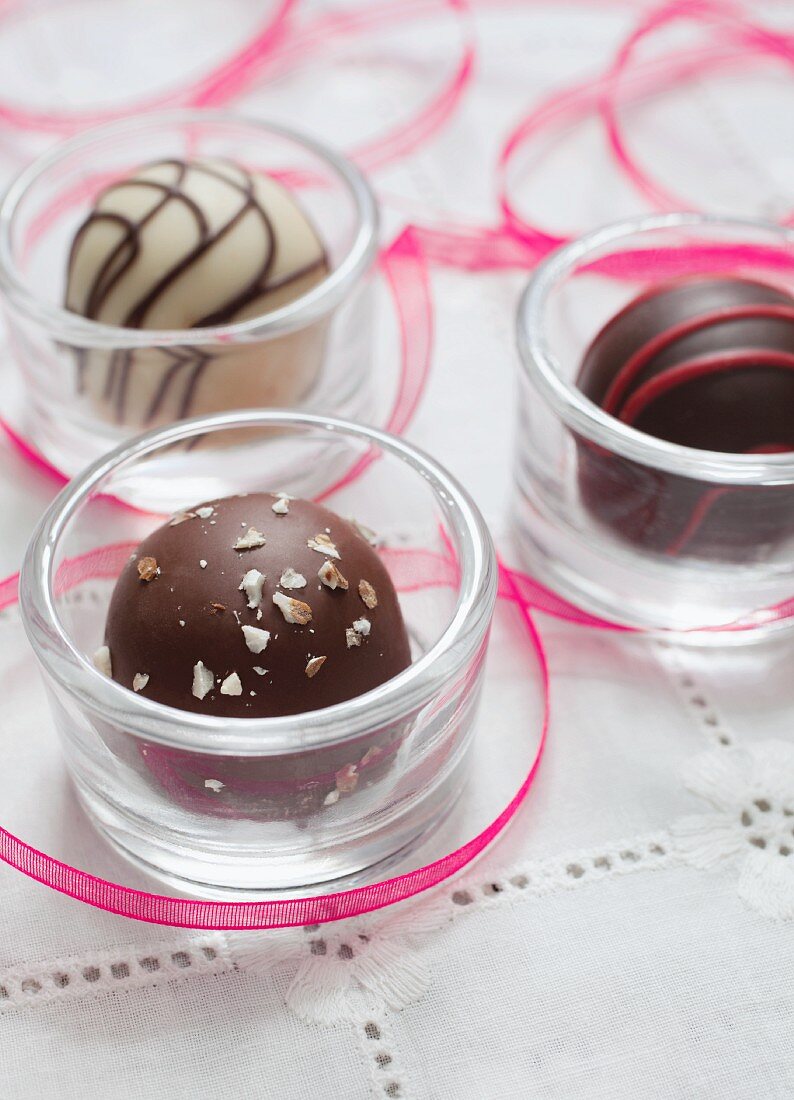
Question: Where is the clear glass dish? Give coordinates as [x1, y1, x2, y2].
[514, 213, 794, 640]
[20, 410, 497, 894]
[0, 111, 378, 478]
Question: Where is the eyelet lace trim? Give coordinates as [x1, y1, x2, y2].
[357, 1014, 411, 1099]
[0, 934, 232, 1010]
[445, 832, 675, 914]
[655, 640, 735, 748]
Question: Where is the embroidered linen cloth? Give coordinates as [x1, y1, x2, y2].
[1, 2, 793, 1097]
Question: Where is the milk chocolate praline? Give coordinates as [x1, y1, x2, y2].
[104, 494, 411, 717]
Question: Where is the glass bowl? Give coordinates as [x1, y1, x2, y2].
[514, 213, 794, 640]
[0, 111, 378, 477]
[19, 410, 497, 894]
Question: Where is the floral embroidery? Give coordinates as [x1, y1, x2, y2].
[230, 900, 450, 1025]
[672, 740, 794, 920]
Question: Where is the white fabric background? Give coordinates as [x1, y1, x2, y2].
[0, 2, 793, 1098]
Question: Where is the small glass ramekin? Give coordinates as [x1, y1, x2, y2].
[0, 111, 378, 478]
[20, 411, 497, 895]
[515, 213, 794, 639]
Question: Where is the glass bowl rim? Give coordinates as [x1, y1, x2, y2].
[20, 409, 497, 754]
[516, 211, 794, 486]
[0, 110, 379, 348]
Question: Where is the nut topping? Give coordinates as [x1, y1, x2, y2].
[273, 591, 313, 625]
[358, 580, 378, 609]
[280, 567, 307, 590]
[318, 560, 349, 591]
[233, 527, 266, 551]
[307, 533, 340, 559]
[242, 624, 271, 654]
[192, 661, 214, 700]
[305, 656, 327, 678]
[169, 511, 196, 526]
[220, 672, 242, 696]
[93, 645, 112, 678]
[335, 764, 359, 794]
[137, 556, 159, 582]
[239, 568, 266, 609]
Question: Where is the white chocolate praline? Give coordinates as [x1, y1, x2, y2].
[66, 158, 330, 429]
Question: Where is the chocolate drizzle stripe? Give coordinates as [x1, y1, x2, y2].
[619, 349, 794, 426]
[602, 302, 794, 416]
[125, 167, 274, 329]
[67, 158, 330, 424]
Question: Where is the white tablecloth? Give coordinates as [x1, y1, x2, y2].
[1, 2, 793, 1097]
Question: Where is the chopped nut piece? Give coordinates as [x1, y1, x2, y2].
[204, 779, 224, 793]
[169, 510, 196, 526]
[352, 617, 371, 637]
[305, 655, 327, 678]
[349, 518, 379, 546]
[199, 559, 208, 569]
[360, 745, 385, 767]
[324, 789, 340, 806]
[253, 666, 268, 676]
[239, 568, 265, 609]
[179, 619, 186, 627]
[346, 627, 362, 648]
[318, 560, 349, 591]
[233, 527, 266, 551]
[132, 672, 149, 693]
[210, 602, 226, 615]
[335, 764, 359, 794]
[242, 624, 271, 654]
[192, 661, 214, 700]
[220, 671, 243, 696]
[358, 580, 378, 609]
[280, 567, 307, 590]
[93, 645, 112, 678]
[307, 533, 340, 559]
[273, 591, 312, 625]
[196, 506, 214, 519]
[137, 556, 159, 582]
[271, 496, 290, 515]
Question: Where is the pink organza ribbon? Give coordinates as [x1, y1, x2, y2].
[0, 554, 548, 929]
[0, 0, 793, 928]
[0, 0, 474, 176]
[0, 0, 299, 132]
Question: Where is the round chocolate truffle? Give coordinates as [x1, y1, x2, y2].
[576, 277, 794, 557]
[578, 276, 794, 452]
[66, 158, 330, 428]
[103, 494, 412, 717]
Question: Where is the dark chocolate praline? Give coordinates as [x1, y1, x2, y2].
[104, 494, 411, 718]
[575, 276, 794, 558]
[578, 276, 794, 451]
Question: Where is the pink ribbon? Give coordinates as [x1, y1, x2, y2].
[0, 551, 548, 929]
[0, 0, 475, 178]
[0, 0, 298, 133]
[0, 221, 434, 495]
[601, 0, 794, 219]
[0, 520, 791, 927]
[0, 0, 793, 929]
